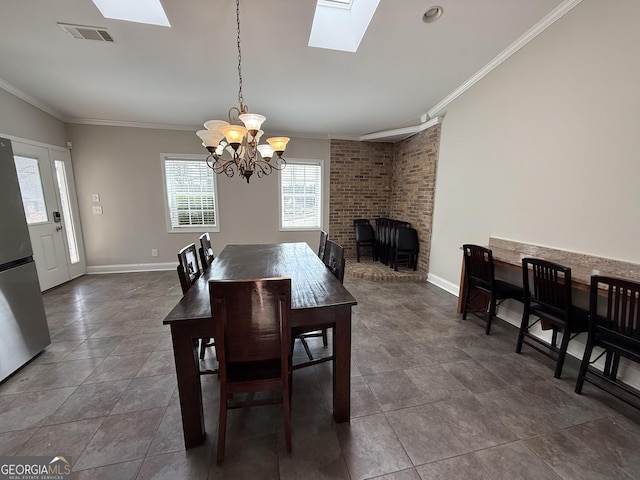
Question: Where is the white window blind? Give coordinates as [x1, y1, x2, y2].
[280, 160, 322, 229]
[163, 156, 218, 232]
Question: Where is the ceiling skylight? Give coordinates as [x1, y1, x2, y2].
[309, 0, 380, 53]
[91, 0, 170, 27]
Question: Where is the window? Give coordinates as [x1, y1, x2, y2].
[279, 159, 323, 230]
[162, 154, 219, 233]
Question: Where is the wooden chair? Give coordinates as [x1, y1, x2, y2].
[461, 244, 523, 335]
[197, 233, 215, 359]
[293, 240, 345, 367]
[516, 257, 588, 378]
[177, 243, 201, 294]
[318, 230, 328, 260]
[575, 276, 640, 406]
[198, 232, 215, 271]
[392, 226, 419, 271]
[177, 243, 215, 364]
[354, 222, 375, 262]
[210, 277, 292, 465]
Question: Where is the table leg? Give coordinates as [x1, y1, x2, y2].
[170, 323, 206, 448]
[333, 305, 351, 423]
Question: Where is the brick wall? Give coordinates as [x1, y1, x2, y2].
[329, 140, 393, 256]
[389, 124, 441, 273]
[328, 124, 441, 275]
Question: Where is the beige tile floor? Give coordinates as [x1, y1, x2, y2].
[1, 271, 640, 479]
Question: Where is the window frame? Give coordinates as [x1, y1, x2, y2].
[278, 158, 324, 232]
[161, 153, 220, 234]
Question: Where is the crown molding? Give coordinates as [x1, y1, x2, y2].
[65, 117, 199, 131]
[358, 116, 443, 142]
[427, 0, 582, 118]
[0, 78, 65, 121]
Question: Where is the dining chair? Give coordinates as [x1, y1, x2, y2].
[198, 232, 215, 272]
[293, 240, 345, 367]
[210, 277, 292, 465]
[461, 244, 523, 335]
[392, 226, 419, 271]
[354, 222, 375, 262]
[177, 243, 201, 294]
[197, 233, 215, 359]
[575, 275, 640, 406]
[177, 243, 216, 365]
[516, 257, 589, 378]
[318, 230, 328, 260]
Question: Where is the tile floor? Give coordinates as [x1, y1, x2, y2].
[1, 272, 640, 479]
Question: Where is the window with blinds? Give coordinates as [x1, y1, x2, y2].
[162, 155, 219, 232]
[279, 160, 323, 230]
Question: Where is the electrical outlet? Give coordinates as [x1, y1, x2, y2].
[151, 249, 159, 257]
[92, 206, 103, 215]
[92, 193, 100, 202]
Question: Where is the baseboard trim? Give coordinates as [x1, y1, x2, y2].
[427, 273, 459, 297]
[87, 262, 176, 274]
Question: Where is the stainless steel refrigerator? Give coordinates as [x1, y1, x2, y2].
[0, 137, 51, 382]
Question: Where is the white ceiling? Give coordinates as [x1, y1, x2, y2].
[0, 0, 570, 141]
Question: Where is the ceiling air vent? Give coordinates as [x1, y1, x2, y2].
[57, 23, 114, 42]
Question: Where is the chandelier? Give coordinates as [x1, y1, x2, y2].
[196, 0, 289, 183]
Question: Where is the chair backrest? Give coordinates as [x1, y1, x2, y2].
[590, 275, 640, 342]
[396, 227, 419, 250]
[355, 223, 375, 243]
[318, 230, 328, 259]
[177, 243, 201, 294]
[522, 257, 572, 317]
[210, 277, 291, 368]
[353, 218, 370, 226]
[199, 232, 215, 271]
[462, 244, 495, 290]
[324, 240, 345, 283]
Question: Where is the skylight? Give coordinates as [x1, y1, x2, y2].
[91, 0, 170, 27]
[309, 0, 380, 53]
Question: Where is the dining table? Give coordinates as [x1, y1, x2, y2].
[163, 242, 357, 448]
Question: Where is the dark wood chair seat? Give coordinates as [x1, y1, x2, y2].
[516, 257, 588, 378]
[210, 277, 292, 465]
[461, 244, 524, 335]
[575, 275, 640, 407]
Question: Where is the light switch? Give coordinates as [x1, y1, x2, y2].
[92, 193, 100, 202]
[92, 206, 103, 215]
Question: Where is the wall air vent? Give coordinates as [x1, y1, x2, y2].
[57, 23, 114, 42]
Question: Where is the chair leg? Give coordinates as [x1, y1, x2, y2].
[575, 341, 594, 394]
[299, 336, 314, 361]
[356, 243, 361, 263]
[516, 309, 529, 353]
[485, 297, 496, 335]
[216, 393, 228, 465]
[554, 331, 571, 378]
[283, 386, 292, 453]
[322, 328, 328, 347]
[461, 284, 471, 320]
[199, 338, 206, 360]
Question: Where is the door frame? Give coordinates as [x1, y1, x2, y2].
[4, 133, 86, 289]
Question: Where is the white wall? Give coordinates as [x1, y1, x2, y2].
[430, 0, 640, 290]
[66, 124, 330, 268]
[0, 88, 67, 147]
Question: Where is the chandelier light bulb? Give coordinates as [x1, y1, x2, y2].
[220, 124, 248, 146]
[267, 137, 290, 155]
[257, 143, 274, 161]
[238, 113, 266, 134]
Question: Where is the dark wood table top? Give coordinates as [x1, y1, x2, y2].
[163, 242, 357, 324]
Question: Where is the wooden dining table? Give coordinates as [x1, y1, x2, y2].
[163, 242, 357, 449]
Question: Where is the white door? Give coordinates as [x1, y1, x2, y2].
[12, 142, 85, 290]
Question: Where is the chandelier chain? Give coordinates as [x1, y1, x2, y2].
[236, 0, 243, 109]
